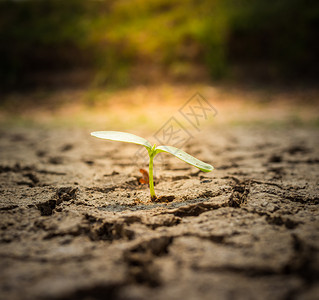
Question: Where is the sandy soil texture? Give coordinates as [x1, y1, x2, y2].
[0, 126, 318, 300]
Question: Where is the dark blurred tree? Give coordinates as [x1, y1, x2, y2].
[0, 0, 318, 90]
[228, 0, 319, 78]
[0, 0, 102, 89]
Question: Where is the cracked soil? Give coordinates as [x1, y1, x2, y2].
[0, 126, 318, 300]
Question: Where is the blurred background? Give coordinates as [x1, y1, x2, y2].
[0, 0, 318, 129]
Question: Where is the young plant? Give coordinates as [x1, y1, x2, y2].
[91, 131, 214, 200]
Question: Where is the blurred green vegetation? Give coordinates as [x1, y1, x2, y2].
[0, 0, 318, 90]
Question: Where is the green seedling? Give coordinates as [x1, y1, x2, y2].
[91, 131, 214, 200]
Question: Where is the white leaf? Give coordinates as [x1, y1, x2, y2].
[91, 131, 152, 150]
[156, 145, 213, 172]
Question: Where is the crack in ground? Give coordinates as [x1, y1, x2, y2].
[0, 163, 67, 176]
[264, 189, 319, 205]
[228, 181, 250, 208]
[36, 187, 78, 216]
[0, 205, 19, 211]
[284, 234, 319, 284]
[243, 208, 301, 229]
[124, 236, 173, 287]
[0, 253, 94, 264]
[168, 201, 228, 217]
[47, 283, 124, 300]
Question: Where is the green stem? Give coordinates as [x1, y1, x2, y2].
[149, 153, 156, 200]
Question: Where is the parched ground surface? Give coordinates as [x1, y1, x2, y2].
[0, 125, 318, 300]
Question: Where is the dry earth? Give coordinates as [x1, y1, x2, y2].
[0, 125, 318, 300]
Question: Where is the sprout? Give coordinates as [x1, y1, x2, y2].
[91, 131, 214, 200]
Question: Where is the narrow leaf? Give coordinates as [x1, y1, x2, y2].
[91, 131, 152, 150]
[156, 145, 214, 172]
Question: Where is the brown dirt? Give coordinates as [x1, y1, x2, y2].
[0, 125, 318, 300]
